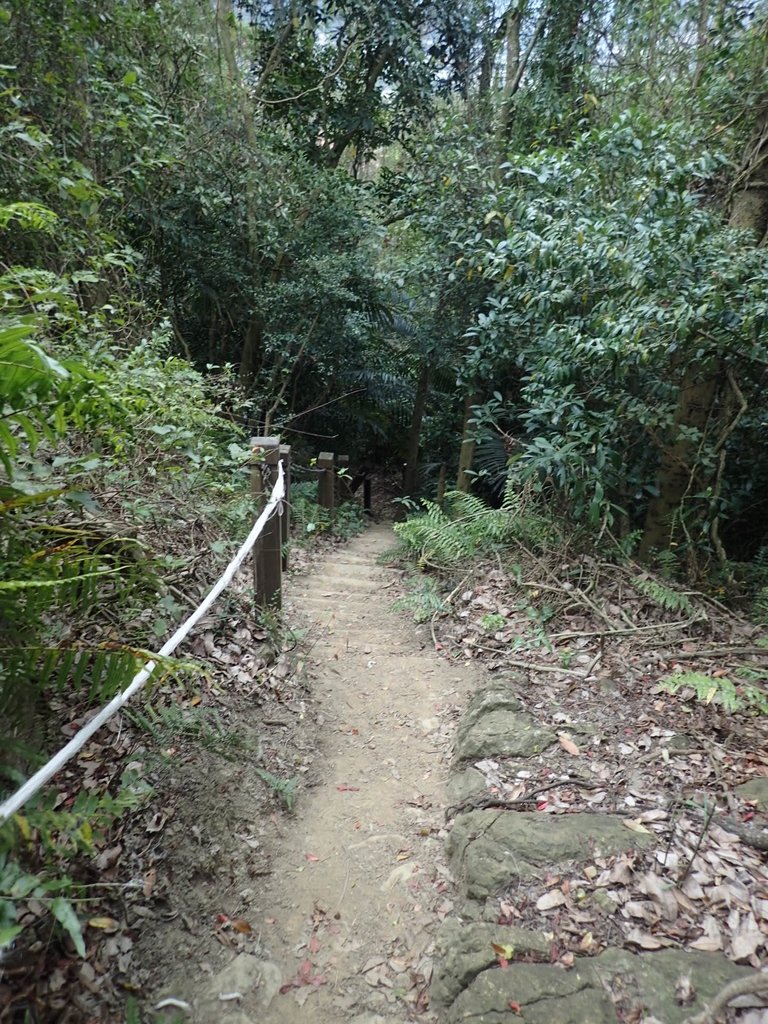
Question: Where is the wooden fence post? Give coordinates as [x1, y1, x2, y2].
[279, 443, 291, 571]
[335, 454, 350, 505]
[317, 451, 335, 523]
[251, 436, 282, 610]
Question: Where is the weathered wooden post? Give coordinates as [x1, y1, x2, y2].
[317, 451, 335, 523]
[251, 436, 282, 610]
[279, 443, 291, 571]
[335, 454, 350, 505]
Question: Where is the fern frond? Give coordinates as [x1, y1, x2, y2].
[634, 576, 693, 615]
[658, 670, 768, 716]
[392, 577, 446, 622]
[126, 704, 241, 759]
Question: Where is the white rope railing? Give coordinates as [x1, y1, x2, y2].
[0, 462, 286, 826]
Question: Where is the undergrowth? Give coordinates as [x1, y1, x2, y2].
[290, 479, 365, 541]
[0, 304, 268, 962]
[659, 670, 768, 716]
[392, 483, 551, 570]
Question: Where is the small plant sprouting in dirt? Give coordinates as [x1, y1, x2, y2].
[255, 767, 299, 811]
[479, 613, 507, 632]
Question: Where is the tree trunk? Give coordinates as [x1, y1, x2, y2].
[637, 362, 721, 560]
[729, 94, 768, 245]
[403, 359, 430, 496]
[639, 94, 768, 559]
[456, 392, 480, 492]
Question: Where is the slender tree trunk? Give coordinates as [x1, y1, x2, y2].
[497, 5, 522, 139]
[456, 392, 481, 492]
[403, 359, 430, 496]
[637, 362, 721, 559]
[216, 0, 264, 384]
[639, 95, 768, 559]
[729, 96, 768, 245]
[692, 0, 710, 89]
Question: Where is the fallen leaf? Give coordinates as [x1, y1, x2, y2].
[336, 785, 360, 792]
[558, 733, 580, 756]
[143, 867, 157, 898]
[96, 845, 122, 871]
[690, 916, 722, 952]
[279, 958, 328, 994]
[145, 812, 167, 834]
[624, 927, 665, 950]
[730, 912, 763, 962]
[308, 934, 320, 954]
[638, 871, 677, 922]
[509, 1001, 522, 1014]
[305, 853, 319, 862]
[536, 890, 567, 911]
[230, 918, 252, 934]
[491, 942, 516, 961]
[624, 819, 652, 835]
[87, 916, 119, 932]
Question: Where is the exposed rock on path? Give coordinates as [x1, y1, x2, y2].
[435, 678, 765, 1023]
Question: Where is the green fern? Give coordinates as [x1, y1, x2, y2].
[659, 671, 768, 715]
[654, 548, 680, 580]
[126, 704, 241, 759]
[290, 480, 333, 536]
[0, 202, 58, 235]
[633, 576, 693, 615]
[393, 482, 548, 569]
[392, 577, 446, 622]
[254, 767, 298, 811]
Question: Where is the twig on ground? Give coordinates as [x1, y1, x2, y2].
[457, 643, 588, 676]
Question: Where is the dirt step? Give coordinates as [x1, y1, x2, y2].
[296, 573, 391, 589]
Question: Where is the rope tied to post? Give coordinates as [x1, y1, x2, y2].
[0, 460, 286, 826]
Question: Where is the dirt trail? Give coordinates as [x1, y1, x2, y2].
[236, 525, 482, 1023]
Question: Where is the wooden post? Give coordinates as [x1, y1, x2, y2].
[363, 477, 372, 516]
[251, 436, 282, 610]
[317, 452, 335, 523]
[336, 454, 350, 505]
[279, 443, 291, 571]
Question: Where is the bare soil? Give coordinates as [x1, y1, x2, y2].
[134, 524, 485, 1023]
